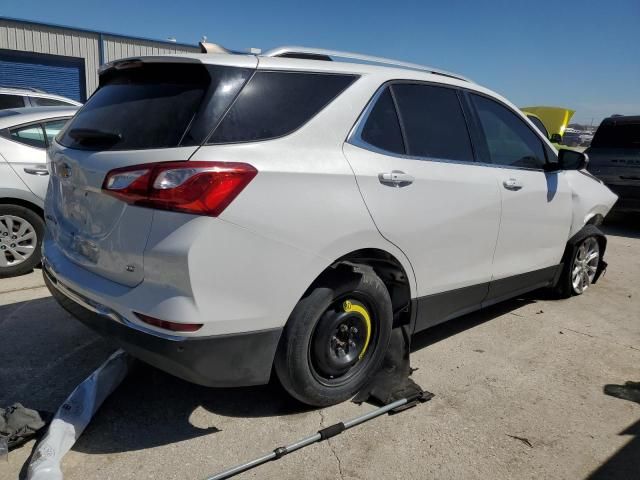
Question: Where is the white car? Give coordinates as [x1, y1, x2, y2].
[0, 87, 81, 110]
[0, 107, 78, 277]
[42, 47, 617, 406]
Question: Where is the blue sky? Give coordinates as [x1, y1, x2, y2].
[2, 0, 638, 123]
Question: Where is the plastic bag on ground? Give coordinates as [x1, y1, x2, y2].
[27, 349, 132, 480]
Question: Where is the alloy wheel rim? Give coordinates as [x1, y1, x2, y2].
[571, 237, 599, 294]
[0, 215, 37, 268]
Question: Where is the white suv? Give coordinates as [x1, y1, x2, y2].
[42, 47, 617, 406]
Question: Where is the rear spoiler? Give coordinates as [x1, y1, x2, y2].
[98, 56, 203, 75]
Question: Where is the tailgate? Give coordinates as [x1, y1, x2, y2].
[45, 57, 256, 287]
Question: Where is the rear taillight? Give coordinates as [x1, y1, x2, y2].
[135, 312, 203, 332]
[102, 161, 257, 216]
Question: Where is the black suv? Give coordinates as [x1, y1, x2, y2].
[587, 115, 640, 212]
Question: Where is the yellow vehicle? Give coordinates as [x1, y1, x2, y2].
[521, 106, 575, 148]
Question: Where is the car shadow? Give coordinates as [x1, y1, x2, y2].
[70, 363, 311, 455]
[602, 212, 640, 239]
[411, 293, 539, 352]
[4, 288, 549, 457]
[586, 382, 640, 479]
[75, 292, 545, 455]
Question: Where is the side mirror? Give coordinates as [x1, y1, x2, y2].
[550, 133, 563, 144]
[558, 149, 589, 170]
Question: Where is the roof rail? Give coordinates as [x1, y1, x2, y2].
[0, 85, 46, 93]
[263, 46, 472, 82]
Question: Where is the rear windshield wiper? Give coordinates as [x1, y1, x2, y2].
[68, 128, 122, 146]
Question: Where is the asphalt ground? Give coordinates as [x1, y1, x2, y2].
[1, 213, 638, 479]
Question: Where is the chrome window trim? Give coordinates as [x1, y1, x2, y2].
[346, 81, 546, 173]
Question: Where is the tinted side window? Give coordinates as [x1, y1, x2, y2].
[391, 84, 473, 161]
[472, 95, 546, 169]
[31, 96, 74, 107]
[360, 88, 405, 154]
[9, 124, 46, 148]
[43, 119, 70, 144]
[209, 71, 356, 144]
[0, 94, 26, 109]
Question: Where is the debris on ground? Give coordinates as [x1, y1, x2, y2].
[0, 403, 49, 454]
[507, 434, 533, 448]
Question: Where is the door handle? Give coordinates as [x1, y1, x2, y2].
[24, 167, 49, 176]
[378, 170, 414, 187]
[503, 178, 523, 191]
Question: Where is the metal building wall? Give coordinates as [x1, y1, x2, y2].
[0, 19, 100, 94]
[103, 36, 199, 63]
[0, 18, 200, 98]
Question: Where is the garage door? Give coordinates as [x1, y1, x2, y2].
[0, 49, 85, 102]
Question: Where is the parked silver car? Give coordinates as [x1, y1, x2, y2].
[0, 106, 78, 277]
[0, 87, 81, 110]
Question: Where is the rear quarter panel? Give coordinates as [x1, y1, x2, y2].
[186, 74, 417, 331]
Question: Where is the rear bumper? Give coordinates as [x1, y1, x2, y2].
[44, 265, 282, 387]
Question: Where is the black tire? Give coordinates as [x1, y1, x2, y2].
[0, 204, 44, 278]
[275, 267, 393, 406]
[552, 234, 602, 299]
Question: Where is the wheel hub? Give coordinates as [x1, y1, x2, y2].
[571, 237, 599, 294]
[0, 215, 37, 268]
[311, 300, 372, 379]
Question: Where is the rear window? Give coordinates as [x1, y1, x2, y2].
[591, 119, 640, 149]
[31, 96, 75, 107]
[208, 71, 357, 144]
[59, 63, 252, 151]
[0, 94, 26, 110]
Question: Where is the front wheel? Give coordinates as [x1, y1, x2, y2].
[275, 268, 393, 406]
[553, 235, 601, 298]
[0, 205, 44, 278]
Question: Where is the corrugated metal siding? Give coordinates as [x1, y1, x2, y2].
[0, 20, 100, 94]
[103, 36, 199, 63]
[0, 19, 200, 98]
[0, 52, 84, 100]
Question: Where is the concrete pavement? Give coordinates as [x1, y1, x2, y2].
[1, 215, 638, 479]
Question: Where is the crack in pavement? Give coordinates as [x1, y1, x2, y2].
[319, 409, 346, 480]
[561, 327, 640, 352]
[0, 283, 47, 295]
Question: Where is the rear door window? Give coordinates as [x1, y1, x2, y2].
[471, 94, 546, 169]
[31, 96, 75, 107]
[208, 71, 357, 144]
[59, 63, 252, 150]
[359, 87, 405, 155]
[0, 94, 26, 109]
[391, 83, 474, 162]
[43, 119, 70, 145]
[8, 123, 46, 148]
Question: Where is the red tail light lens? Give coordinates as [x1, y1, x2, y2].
[135, 312, 203, 332]
[102, 161, 257, 216]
